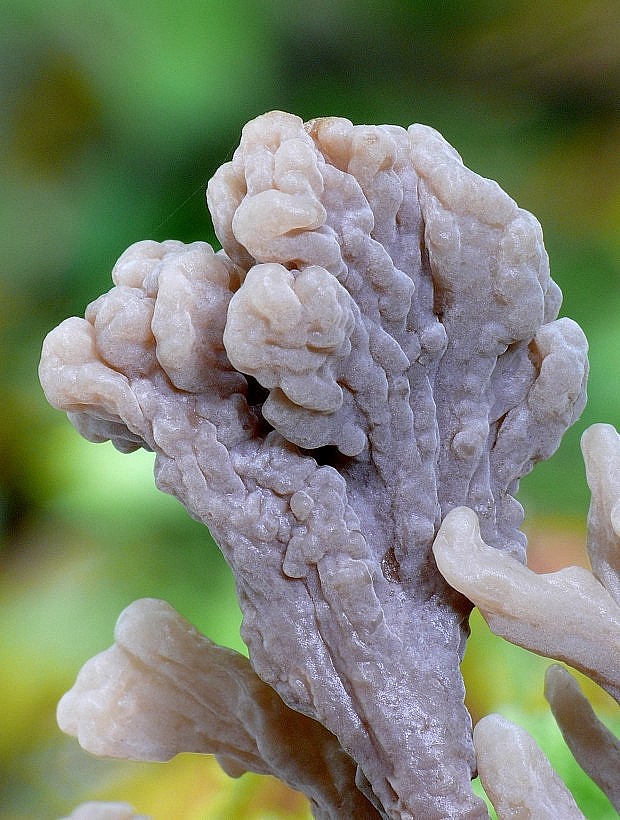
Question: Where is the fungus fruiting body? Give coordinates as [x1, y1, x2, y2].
[40, 112, 618, 819]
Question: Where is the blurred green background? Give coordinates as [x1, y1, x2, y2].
[1, 1, 619, 817]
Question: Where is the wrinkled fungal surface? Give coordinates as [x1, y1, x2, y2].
[39, 111, 589, 818]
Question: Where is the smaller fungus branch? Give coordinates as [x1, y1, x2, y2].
[582, 423, 620, 605]
[545, 664, 620, 812]
[473, 715, 585, 819]
[61, 803, 149, 820]
[57, 598, 381, 820]
[432, 504, 620, 702]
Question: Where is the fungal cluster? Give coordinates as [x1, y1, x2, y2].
[41, 112, 618, 819]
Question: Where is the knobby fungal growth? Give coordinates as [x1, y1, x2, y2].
[40, 111, 618, 818]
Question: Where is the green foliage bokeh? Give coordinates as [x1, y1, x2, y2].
[1, 1, 618, 817]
